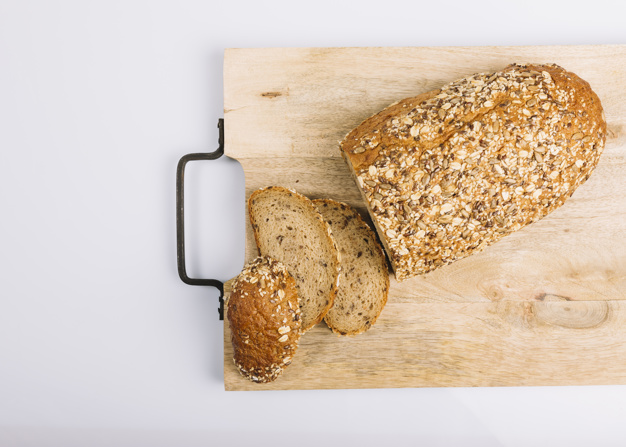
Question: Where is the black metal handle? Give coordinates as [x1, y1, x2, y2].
[176, 118, 226, 320]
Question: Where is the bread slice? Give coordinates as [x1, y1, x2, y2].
[248, 186, 340, 332]
[313, 199, 389, 335]
[227, 256, 302, 383]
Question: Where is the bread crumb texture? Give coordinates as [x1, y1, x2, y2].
[341, 63, 606, 281]
[248, 186, 341, 331]
[313, 199, 389, 336]
[227, 256, 301, 383]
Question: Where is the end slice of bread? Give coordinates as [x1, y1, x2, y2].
[313, 199, 389, 336]
[227, 256, 302, 383]
[249, 187, 340, 332]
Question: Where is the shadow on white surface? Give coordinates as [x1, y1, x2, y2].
[0, 427, 503, 447]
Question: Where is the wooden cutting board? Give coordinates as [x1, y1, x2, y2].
[222, 45, 626, 391]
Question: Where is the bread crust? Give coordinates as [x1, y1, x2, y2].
[341, 63, 606, 281]
[313, 199, 390, 336]
[248, 186, 341, 331]
[226, 256, 301, 383]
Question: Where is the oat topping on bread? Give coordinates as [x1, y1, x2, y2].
[227, 256, 301, 383]
[341, 63, 606, 281]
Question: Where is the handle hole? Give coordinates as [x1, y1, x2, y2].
[184, 156, 245, 281]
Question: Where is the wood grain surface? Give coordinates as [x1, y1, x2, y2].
[222, 45, 626, 391]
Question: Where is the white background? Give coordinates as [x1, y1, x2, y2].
[2, 0, 626, 446]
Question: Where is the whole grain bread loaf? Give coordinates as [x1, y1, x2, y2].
[249, 186, 340, 331]
[341, 63, 606, 281]
[313, 199, 389, 335]
[227, 256, 302, 383]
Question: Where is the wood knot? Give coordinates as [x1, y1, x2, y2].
[261, 91, 283, 98]
[533, 301, 609, 329]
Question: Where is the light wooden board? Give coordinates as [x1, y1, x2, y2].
[222, 45, 626, 391]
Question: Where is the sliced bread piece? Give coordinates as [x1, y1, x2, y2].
[249, 186, 340, 332]
[313, 199, 389, 335]
[227, 256, 302, 383]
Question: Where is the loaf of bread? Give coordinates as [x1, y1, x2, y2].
[249, 186, 340, 331]
[340, 63, 606, 281]
[226, 256, 302, 383]
[313, 199, 389, 335]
